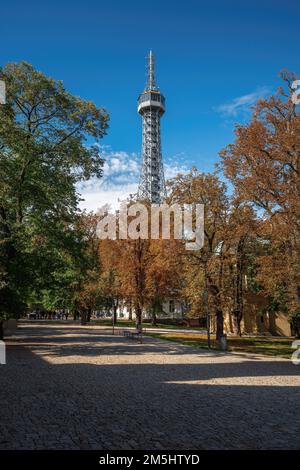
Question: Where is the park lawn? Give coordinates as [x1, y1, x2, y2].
[146, 332, 294, 358]
[92, 319, 136, 327]
[92, 319, 205, 330]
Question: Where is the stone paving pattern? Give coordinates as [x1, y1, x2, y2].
[0, 322, 299, 450]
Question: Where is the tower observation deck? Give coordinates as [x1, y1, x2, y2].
[137, 51, 166, 204]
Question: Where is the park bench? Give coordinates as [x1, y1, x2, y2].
[123, 328, 143, 343]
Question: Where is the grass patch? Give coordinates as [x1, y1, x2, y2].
[92, 319, 136, 327]
[92, 319, 205, 330]
[146, 332, 293, 358]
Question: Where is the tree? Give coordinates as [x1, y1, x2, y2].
[168, 169, 229, 340]
[119, 237, 149, 331]
[222, 205, 258, 335]
[72, 212, 103, 324]
[220, 70, 300, 319]
[145, 238, 183, 325]
[97, 203, 184, 329]
[0, 61, 109, 337]
[98, 238, 123, 323]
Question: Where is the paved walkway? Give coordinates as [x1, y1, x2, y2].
[0, 322, 299, 450]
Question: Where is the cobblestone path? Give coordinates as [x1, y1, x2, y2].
[0, 322, 299, 450]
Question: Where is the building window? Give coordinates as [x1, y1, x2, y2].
[169, 300, 175, 314]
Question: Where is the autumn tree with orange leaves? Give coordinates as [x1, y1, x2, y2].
[220, 70, 300, 324]
[167, 169, 229, 339]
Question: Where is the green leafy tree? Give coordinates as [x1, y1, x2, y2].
[0, 61, 109, 337]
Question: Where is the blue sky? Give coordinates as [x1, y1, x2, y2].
[1, 0, 299, 209]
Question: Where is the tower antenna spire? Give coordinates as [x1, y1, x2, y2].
[138, 51, 166, 203]
[146, 50, 158, 91]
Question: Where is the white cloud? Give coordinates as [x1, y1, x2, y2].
[77, 148, 140, 211]
[78, 183, 138, 212]
[165, 153, 190, 179]
[77, 147, 189, 212]
[216, 86, 271, 117]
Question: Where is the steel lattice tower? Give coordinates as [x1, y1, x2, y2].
[137, 51, 166, 203]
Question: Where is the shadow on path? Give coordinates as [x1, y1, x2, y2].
[0, 323, 299, 450]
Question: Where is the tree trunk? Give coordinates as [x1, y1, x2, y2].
[232, 238, 245, 336]
[207, 276, 224, 341]
[80, 310, 87, 325]
[128, 303, 132, 321]
[232, 311, 242, 336]
[113, 305, 117, 324]
[151, 308, 157, 326]
[87, 307, 92, 323]
[135, 305, 142, 332]
[215, 309, 224, 341]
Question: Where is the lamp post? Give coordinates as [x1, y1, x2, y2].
[203, 289, 211, 349]
[112, 297, 118, 335]
[112, 303, 115, 335]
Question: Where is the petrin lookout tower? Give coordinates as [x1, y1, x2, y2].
[137, 51, 166, 203]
